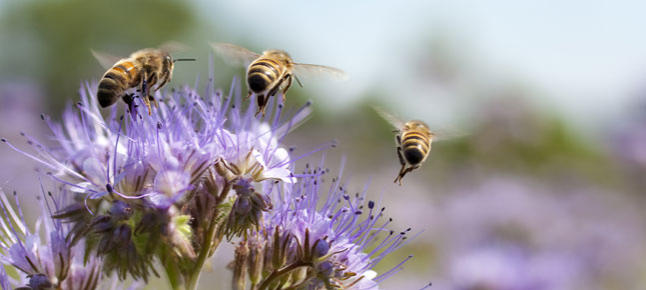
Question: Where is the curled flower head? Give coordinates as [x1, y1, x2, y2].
[246, 160, 412, 289]
[0, 189, 102, 290]
[222, 179, 272, 239]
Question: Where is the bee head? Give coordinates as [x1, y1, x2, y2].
[163, 53, 175, 72]
[264, 50, 293, 66]
[405, 120, 430, 132]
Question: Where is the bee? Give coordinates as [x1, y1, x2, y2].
[373, 107, 435, 185]
[92, 47, 194, 115]
[211, 42, 347, 117]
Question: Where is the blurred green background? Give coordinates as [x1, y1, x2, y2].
[2, 0, 646, 289]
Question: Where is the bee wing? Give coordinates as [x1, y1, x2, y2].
[292, 63, 349, 81]
[430, 128, 470, 142]
[91, 50, 123, 70]
[158, 41, 191, 53]
[372, 105, 405, 130]
[210, 42, 260, 67]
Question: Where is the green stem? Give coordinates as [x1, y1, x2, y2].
[184, 178, 231, 290]
[257, 261, 311, 290]
[185, 215, 221, 290]
[163, 257, 185, 290]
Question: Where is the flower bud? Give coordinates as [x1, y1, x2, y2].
[312, 239, 330, 259]
[109, 201, 133, 221]
[232, 242, 249, 290]
[247, 236, 265, 285]
[28, 273, 53, 289]
[234, 196, 251, 215]
[224, 179, 272, 239]
[317, 261, 334, 277]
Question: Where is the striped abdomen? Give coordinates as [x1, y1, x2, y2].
[246, 57, 284, 94]
[97, 60, 139, 108]
[401, 130, 431, 165]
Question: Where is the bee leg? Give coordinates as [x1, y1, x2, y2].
[247, 91, 252, 99]
[281, 74, 293, 102]
[123, 93, 137, 119]
[143, 99, 152, 116]
[396, 146, 405, 166]
[151, 75, 168, 108]
[395, 164, 418, 185]
[149, 96, 159, 109]
[155, 71, 170, 93]
[267, 80, 283, 99]
[259, 78, 286, 117]
[148, 73, 160, 107]
[123, 93, 135, 107]
[140, 71, 148, 97]
[394, 147, 406, 185]
[145, 73, 159, 115]
[139, 71, 153, 115]
[255, 94, 267, 117]
[394, 167, 405, 185]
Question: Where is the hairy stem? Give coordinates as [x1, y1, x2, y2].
[185, 215, 220, 290]
[258, 261, 311, 290]
[185, 181, 230, 290]
[162, 257, 184, 290]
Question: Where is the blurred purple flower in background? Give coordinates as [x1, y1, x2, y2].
[609, 101, 646, 191]
[436, 177, 646, 290]
[0, 82, 47, 194]
[612, 123, 646, 167]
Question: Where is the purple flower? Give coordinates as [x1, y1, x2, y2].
[249, 160, 412, 289]
[7, 81, 303, 204]
[0, 189, 102, 290]
[438, 177, 646, 289]
[2, 77, 324, 284]
[2, 66, 411, 289]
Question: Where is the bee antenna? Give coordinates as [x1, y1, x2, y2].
[173, 58, 196, 63]
[294, 75, 303, 88]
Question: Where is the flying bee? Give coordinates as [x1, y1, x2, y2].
[211, 42, 347, 117]
[92, 46, 195, 115]
[373, 107, 436, 185]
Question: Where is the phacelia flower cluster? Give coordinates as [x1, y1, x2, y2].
[228, 161, 413, 289]
[2, 75, 410, 289]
